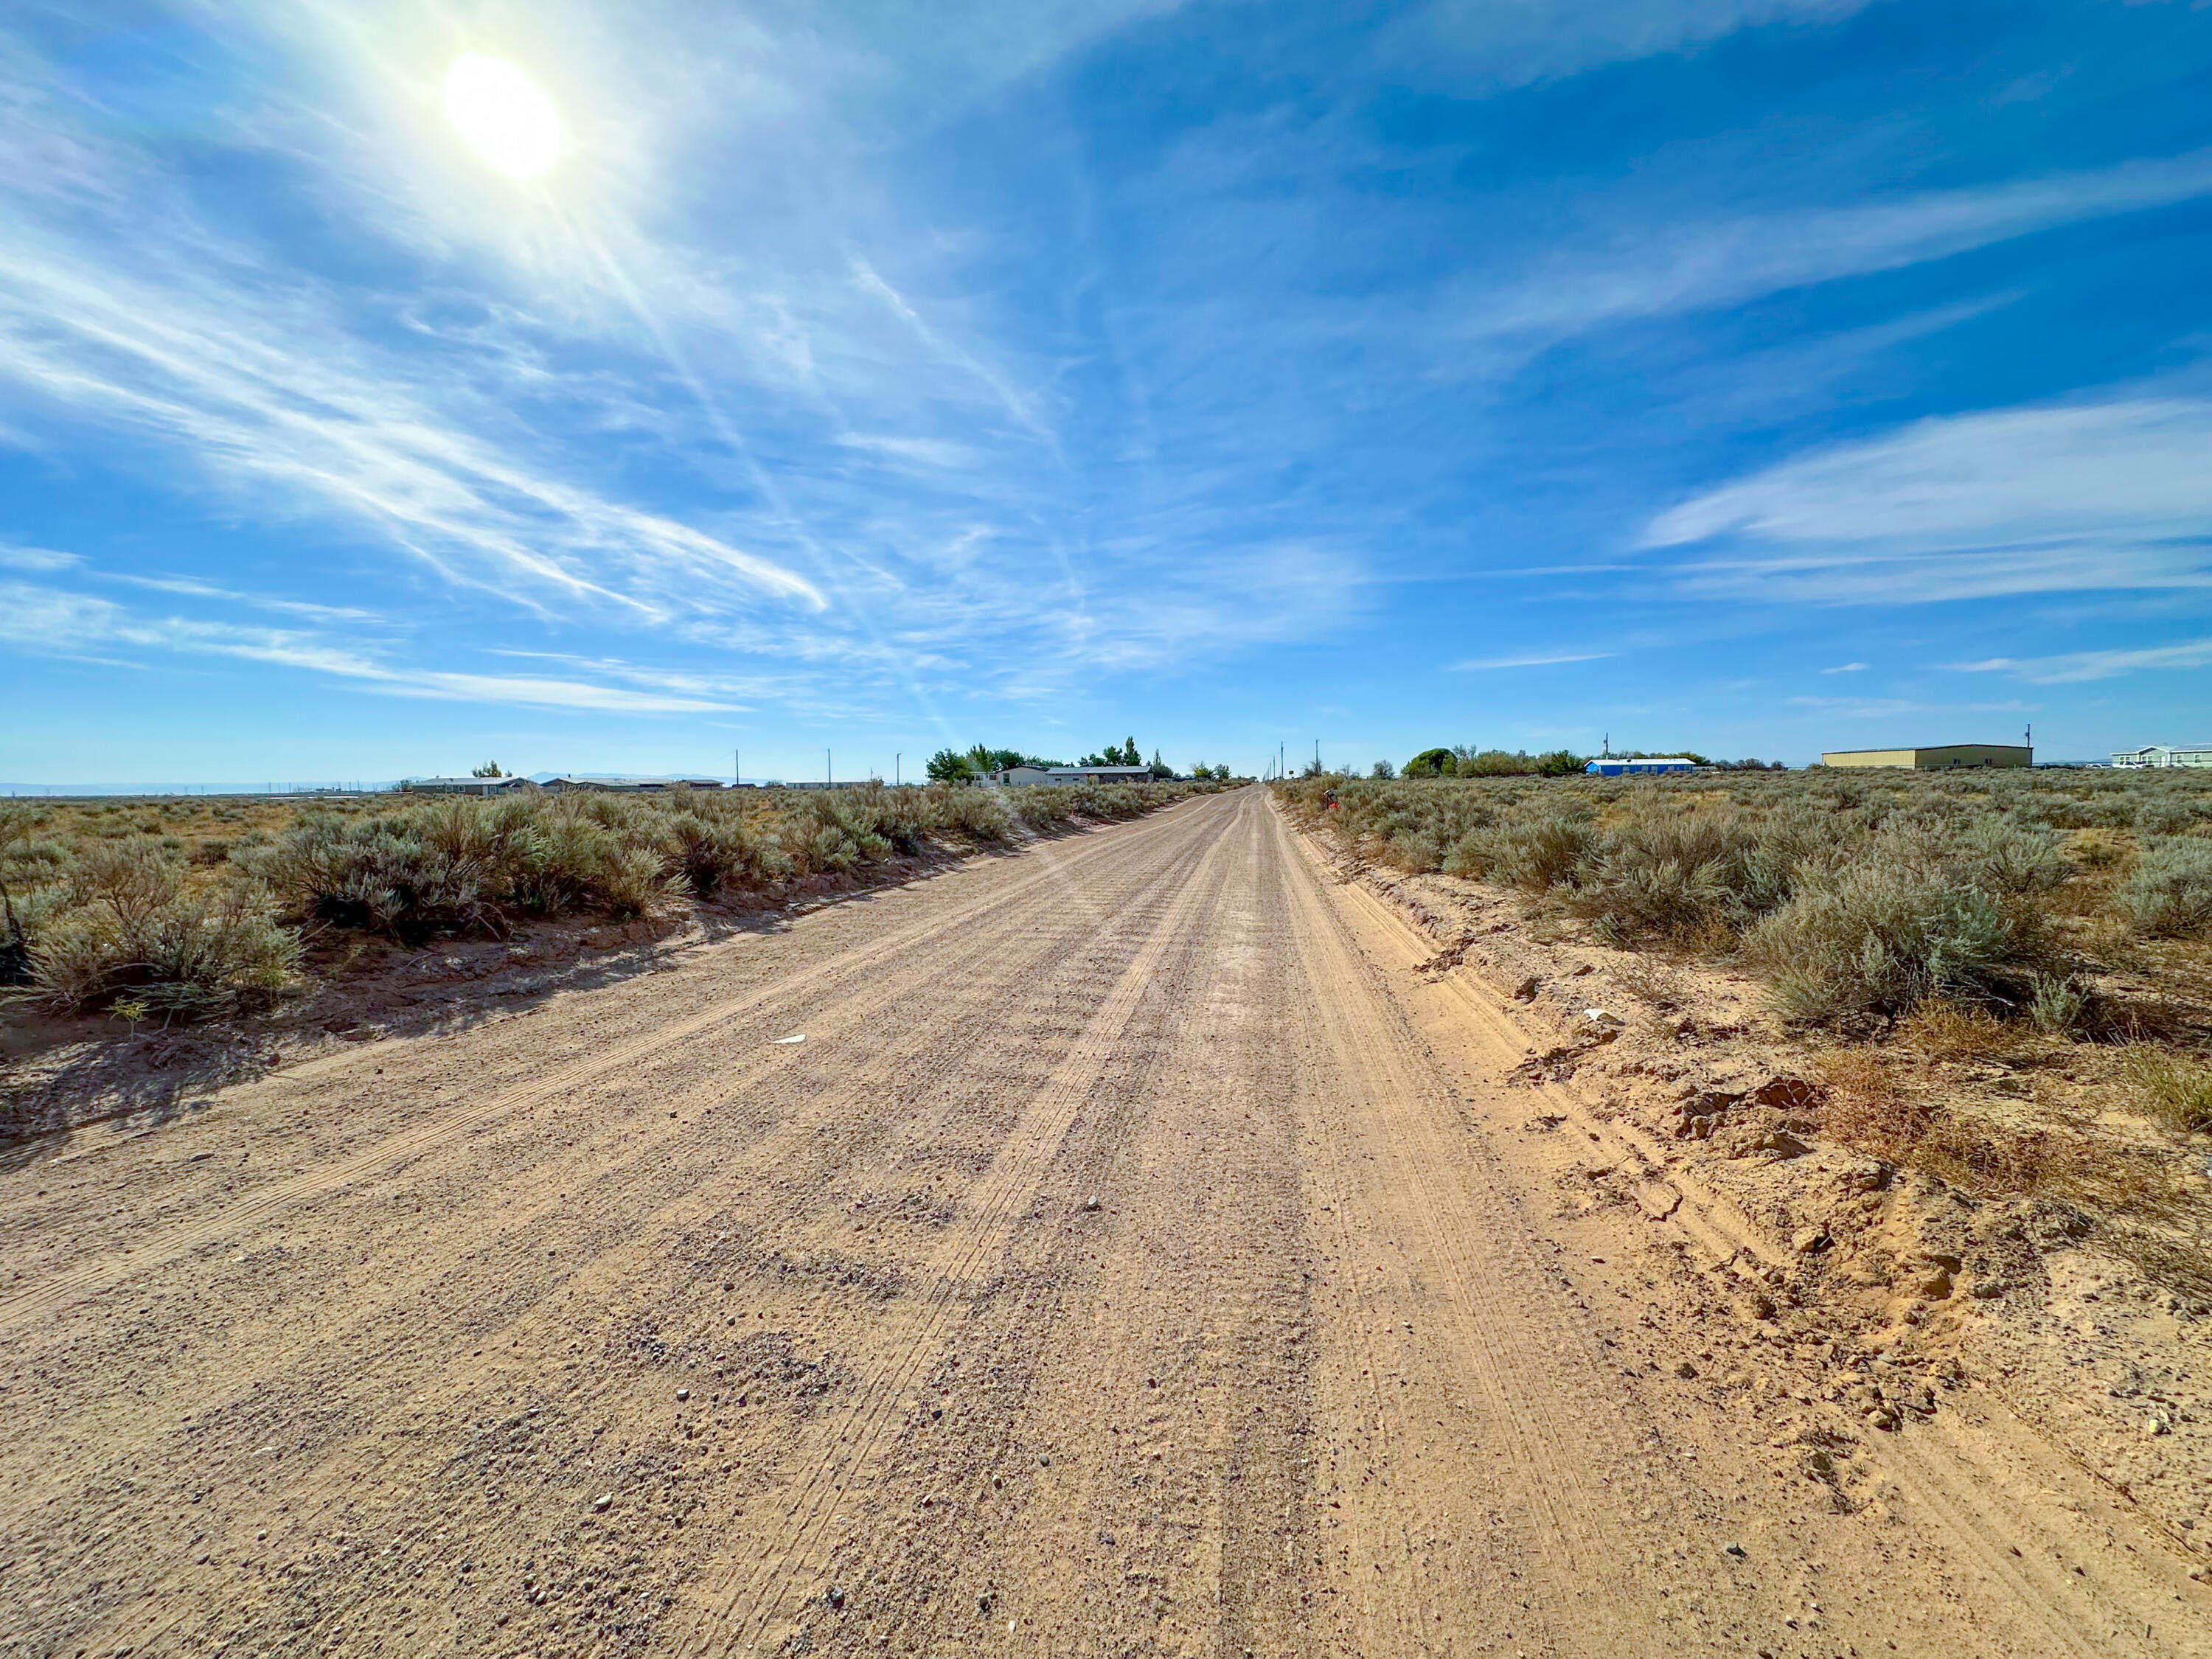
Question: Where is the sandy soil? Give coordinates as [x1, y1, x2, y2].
[0, 787, 2203, 1658]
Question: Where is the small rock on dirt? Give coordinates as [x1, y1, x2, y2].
[1512, 976, 1541, 1002]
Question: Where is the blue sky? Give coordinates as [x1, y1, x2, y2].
[4, 0, 2211, 783]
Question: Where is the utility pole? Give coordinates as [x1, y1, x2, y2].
[895, 753, 901, 787]
[827, 748, 832, 787]
[734, 748, 740, 788]
[1314, 738, 1320, 775]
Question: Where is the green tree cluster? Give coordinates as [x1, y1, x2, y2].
[1403, 746, 1588, 778]
[1079, 737, 1144, 768]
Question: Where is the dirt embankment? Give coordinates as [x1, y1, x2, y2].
[1313, 830, 2212, 1568]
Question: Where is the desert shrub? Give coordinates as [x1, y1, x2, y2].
[2134, 795, 2212, 836]
[2027, 973, 2093, 1036]
[1478, 810, 1598, 893]
[1742, 834, 2048, 1026]
[1952, 817, 2067, 896]
[264, 812, 499, 943]
[661, 811, 776, 900]
[256, 781, 1197, 942]
[1562, 806, 1764, 945]
[1279, 772, 2107, 1027]
[29, 841, 298, 1017]
[2115, 837, 2212, 936]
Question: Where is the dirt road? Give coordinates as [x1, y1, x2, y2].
[1, 787, 2202, 1658]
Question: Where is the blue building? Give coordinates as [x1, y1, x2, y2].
[1585, 757, 1696, 777]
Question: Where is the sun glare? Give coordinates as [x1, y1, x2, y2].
[445, 54, 560, 178]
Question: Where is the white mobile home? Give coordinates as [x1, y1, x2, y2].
[2112, 745, 2212, 769]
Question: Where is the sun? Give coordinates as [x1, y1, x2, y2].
[445, 54, 560, 179]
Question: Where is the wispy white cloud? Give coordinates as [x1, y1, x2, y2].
[1820, 661, 1867, 673]
[1644, 398, 2212, 603]
[1952, 637, 2212, 685]
[1399, 0, 1867, 88]
[1449, 650, 1615, 669]
[0, 543, 81, 571]
[1462, 150, 2212, 354]
[100, 573, 383, 625]
[0, 235, 828, 619]
[1788, 693, 2034, 717]
[0, 581, 734, 713]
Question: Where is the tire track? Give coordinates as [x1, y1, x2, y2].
[0, 801, 1222, 1335]
[676, 791, 1251, 1657]
[1270, 797, 1641, 1654]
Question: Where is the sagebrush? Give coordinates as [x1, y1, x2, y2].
[1, 779, 1207, 1019]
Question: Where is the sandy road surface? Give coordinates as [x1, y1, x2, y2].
[1, 787, 2202, 1658]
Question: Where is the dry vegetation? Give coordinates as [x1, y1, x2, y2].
[1276, 766, 2212, 1294]
[0, 780, 1210, 1028]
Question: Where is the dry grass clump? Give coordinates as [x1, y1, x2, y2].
[1815, 1048, 2191, 1229]
[2117, 1047, 2212, 1134]
[1897, 998, 2034, 1064]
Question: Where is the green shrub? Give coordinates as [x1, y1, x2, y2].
[263, 813, 498, 943]
[1481, 810, 1599, 893]
[258, 780, 1200, 943]
[1747, 866, 2025, 1025]
[2115, 837, 2212, 936]
[2028, 972, 2092, 1036]
[29, 842, 299, 1017]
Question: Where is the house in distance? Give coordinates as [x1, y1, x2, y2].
[400, 775, 538, 796]
[988, 764, 1156, 786]
[2112, 745, 2212, 769]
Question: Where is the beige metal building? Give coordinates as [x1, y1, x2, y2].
[1820, 745, 2031, 770]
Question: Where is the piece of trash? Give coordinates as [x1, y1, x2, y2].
[771, 1033, 806, 1045]
[1582, 1008, 1623, 1025]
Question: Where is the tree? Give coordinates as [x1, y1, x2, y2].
[1213, 763, 1232, 782]
[1079, 737, 1144, 768]
[470, 761, 503, 778]
[1150, 748, 1172, 780]
[926, 748, 978, 783]
[1403, 748, 1456, 777]
[1371, 759, 1395, 778]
